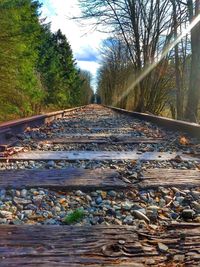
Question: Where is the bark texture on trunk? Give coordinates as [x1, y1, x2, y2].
[185, 0, 200, 122]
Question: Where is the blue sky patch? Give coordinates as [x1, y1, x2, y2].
[39, 0, 56, 16]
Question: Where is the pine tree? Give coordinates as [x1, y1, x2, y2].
[0, 0, 44, 120]
[0, 1, 93, 121]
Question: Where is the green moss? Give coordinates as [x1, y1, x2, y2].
[63, 209, 85, 225]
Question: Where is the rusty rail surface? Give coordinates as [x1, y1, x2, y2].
[108, 106, 200, 138]
[0, 106, 85, 145]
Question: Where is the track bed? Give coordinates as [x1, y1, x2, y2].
[0, 104, 200, 266]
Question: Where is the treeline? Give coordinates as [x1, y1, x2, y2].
[79, 0, 200, 122]
[0, 0, 93, 121]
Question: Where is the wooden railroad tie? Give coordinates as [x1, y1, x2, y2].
[0, 168, 200, 190]
[0, 224, 200, 266]
[6, 150, 200, 161]
[0, 168, 126, 191]
[42, 136, 164, 145]
[139, 169, 200, 189]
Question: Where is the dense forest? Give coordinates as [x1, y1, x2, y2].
[0, 0, 93, 122]
[79, 0, 200, 122]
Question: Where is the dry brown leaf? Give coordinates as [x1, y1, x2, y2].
[196, 164, 200, 170]
[101, 191, 107, 199]
[179, 136, 189, 145]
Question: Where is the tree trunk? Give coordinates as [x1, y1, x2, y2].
[172, 0, 184, 119]
[185, 0, 200, 122]
[135, 83, 145, 112]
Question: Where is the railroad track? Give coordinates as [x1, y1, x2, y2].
[0, 104, 200, 266]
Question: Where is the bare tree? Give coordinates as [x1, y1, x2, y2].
[79, 0, 200, 121]
[79, 0, 173, 111]
[79, 70, 94, 105]
[169, 0, 190, 119]
[184, 0, 200, 122]
[97, 39, 132, 108]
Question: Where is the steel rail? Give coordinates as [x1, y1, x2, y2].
[106, 106, 200, 138]
[0, 106, 86, 145]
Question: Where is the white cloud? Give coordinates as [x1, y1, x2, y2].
[40, 0, 107, 91]
[77, 61, 100, 77]
[77, 61, 100, 90]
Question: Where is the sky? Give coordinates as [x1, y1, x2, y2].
[39, 0, 107, 91]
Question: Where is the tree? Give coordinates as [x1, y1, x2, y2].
[97, 38, 132, 108]
[0, 0, 44, 120]
[0, 1, 91, 121]
[79, 0, 174, 113]
[184, 0, 200, 122]
[79, 70, 94, 105]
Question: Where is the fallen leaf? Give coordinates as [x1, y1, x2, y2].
[179, 136, 189, 145]
[196, 164, 200, 170]
[101, 191, 107, 199]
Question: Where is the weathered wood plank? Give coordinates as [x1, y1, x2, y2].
[87, 127, 134, 131]
[7, 151, 200, 161]
[0, 168, 125, 190]
[62, 127, 135, 131]
[45, 137, 163, 145]
[64, 112, 112, 117]
[47, 137, 107, 144]
[56, 133, 134, 137]
[139, 169, 200, 189]
[0, 225, 200, 266]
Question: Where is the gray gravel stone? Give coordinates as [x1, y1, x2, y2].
[124, 215, 133, 224]
[44, 219, 58, 225]
[21, 189, 28, 198]
[108, 190, 117, 197]
[158, 242, 168, 252]
[121, 201, 132, 211]
[0, 218, 7, 224]
[192, 201, 200, 212]
[132, 210, 150, 223]
[46, 160, 56, 168]
[176, 196, 185, 204]
[95, 196, 103, 205]
[75, 190, 85, 196]
[191, 190, 200, 200]
[0, 211, 13, 220]
[86, 195, 92, 202]
[23, 210, 33, 218]
[13, 197, 31, 205]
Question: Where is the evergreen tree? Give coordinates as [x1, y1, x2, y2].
[0, 1, 93, 121]
[53, 30, 82, 107]
[0, 0, 44, 120]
